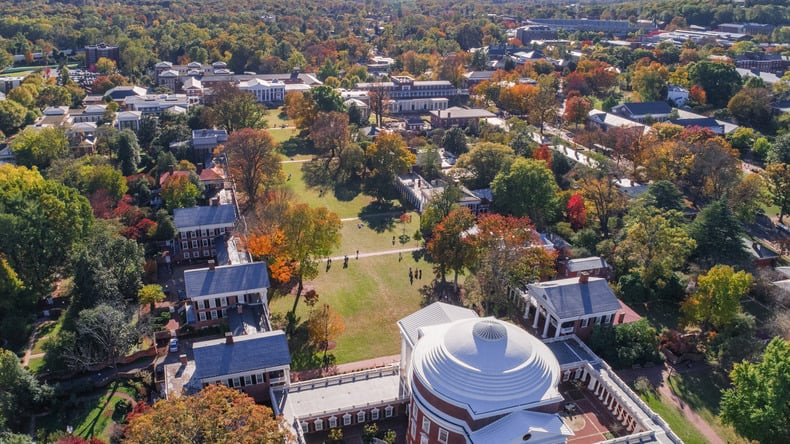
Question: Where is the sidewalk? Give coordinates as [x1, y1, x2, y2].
[327, 247, 421, 262]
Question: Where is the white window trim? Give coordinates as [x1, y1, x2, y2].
[183, 252, 190, 259]
[314, 419, 323, 431]
[357, 411, 366, 422]
[582, 317, 590, 328]
[438, 428, 449, 444]
[232, 377, 240, 388]
[244, 375, 252, 386]
[422, 417, 430, 433]
[343, 414, 352, 426]
[386, 405, 394, 417]
[198, 311, 206, 321]
[371, 408, 379, 420]
[328, 416, 337, 428]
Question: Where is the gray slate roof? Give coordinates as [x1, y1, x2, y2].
[616, 101, 671, 116]
[184, 262, 270, 298]
[192, 330, 290, 381]
[397, 302, 477, 346]
[566, 256, 608, 273]
[545, 338, 596, 366]
[173, 205, 235, 229]
[528, 277, 621, 319]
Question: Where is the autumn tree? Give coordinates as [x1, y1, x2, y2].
[682, 265, 752, 329]
[563, 96, 592, 128]
[308, 304, 346, 370]
[161, 174, 200, 211]
[124, 384, 289, 444]
[10, 127, 69, 170]
[766, 163, 790, 223]
[528, 75, 559, 134]
[365, 132, 416, 201]
[631, 62, 669, 102]
[727, 87, 774, 133]
[454, 142, 514, 189]
[224, 129, 283, 208]
[309, 111, 350, 158]
[688, 61, 742, 108]
[720, 338, 790, 444]
[580, 173, 626, 238]
[419, 184, 462, 239]
[729, 174, 771, 223]
[567, 193, 587, 230]
[367, 84, 389, 128]
[207, 82, 266, 132]
[427, 207, 477, 289]
[138, 284, 165, 313]
[284, 91, 318, 131]
[491, 158, 560, 229]
[689, 84, 706, 105]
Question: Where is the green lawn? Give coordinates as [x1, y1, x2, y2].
[264, 106, 294, 128]
[639, 390, 709, 444]
[627, 298, 681, 331]
[667, 371, 747, 444]
[282, 162, 403, 219]
[37, 381, 138, 441]
[269, 253, 430, 367]
[27, 356, 45, 374]
[32, 318, 63, 354]
[269, 127, 298, 143]
[334, 213, 421, 255]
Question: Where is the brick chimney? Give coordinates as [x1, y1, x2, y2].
[208, 259, 215, 270]
[237, 304, 243, 314]
[225, 331, 234, 345]
[179, 354, 188, 365]
[579, 272, 589, 284]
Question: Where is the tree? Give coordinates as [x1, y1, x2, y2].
[767, 133, 790, 164]
[284, 91, 317, 130]
[281, 204, 341, 313]
[563, 96, 592, 128]
[366, 132, 416, 201]
[112, 129, 141, 176]
[720, 338, 790, 444]
[455, 142, 514, 189]
[766, 163, 790, 223]
[124, 384, 289, 444]
[579, 174, 626, 238]
[469, 214, 556, 312]
[10, 127, 69, 170]
[567, 193, 587, 230]
[727, 87, 774, 132]
[307, 304, 346, 369]
[688, 200, 746, 266]
[528, 75, 559, 134]
[207, 83, 266, 132]
[367, 84, 389, 128]
[224, 129, 283, 207]
[417, 146, 441, 181]
[688, 61, 742, 108]
[94, 57, 117, 74]
[138, 284, 165, 313]
[441, 126, 468, 155]
[726, 127, 758, 153]
[427, 207, 477, 288]
[589, 320, 661, 369]
[645, 180, 684, 211]
[0, 165, 93, 293]
[491, 158, 560, 229]
[161, 174, 200, 211]
[631, 62, 669, 102]
[689, 84, 706, 105]
[0, 100, 27, 136]
[309, 111, 349, 158]
[420, 184, 462, 239]
[685, 136, 741, 204]
[729, 174, 771, 223]
[69, 304, 138, 369]
[682, 265, 752, 330]
[311, 85, 346, 113]
[0, 349, 52, 433]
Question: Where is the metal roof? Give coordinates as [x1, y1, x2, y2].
[397, 302, 477, 346]
[173, 204, 235, 229]
[192, 330, 290, 381]
[528, 277, 621, 319]
[184, 262, 270, 298]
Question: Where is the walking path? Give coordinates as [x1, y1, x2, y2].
[22, 320, 49, 366]
[617, 362, 725, 444]
[327, 247, 421, 262]
[281, 158, 311, 164]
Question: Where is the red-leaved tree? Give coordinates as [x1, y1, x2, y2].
[567, 193, 587, 230]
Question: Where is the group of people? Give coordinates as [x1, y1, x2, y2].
[409, 267, 422, 284]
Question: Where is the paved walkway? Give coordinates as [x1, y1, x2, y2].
[22, 320, 50, 366]
[281, 158, 311, 164]
[327, 247, 421, 262]
[617, 362, 725, 444]
[294, 354, 401, 381]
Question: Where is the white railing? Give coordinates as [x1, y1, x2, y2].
[290, 365, 399, 392]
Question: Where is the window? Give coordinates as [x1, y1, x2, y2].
[244, 375, 252, 386]
[269, 369, 285, 380]
[183, 252, 190, 259]
[220, 227, 226, 234]
[202, 239, 209, 247]
[215, 298, 221, 308]
[215, 228, 221, 236]
[343, 414, 351, 426]
[328, 417, 337, 428]
[232, 377, 240, 388]
[210, 310, 217, 320]
[300, 422, 309, 433]
[314, 420, 323, 431]
[594, 316, 601, 325]
[386, 405, 394, 418]
[357, 411, 366, 422]
[420, 434, 429, 444]
[582, 317, 590, 328]
[198, 311, 206, 321]
[192, 240, 198, 249]
[221, 297, 228, 306]
[371, 408, 379, 420]
[438, 428, 449, 444]
[410, 418, 417, 438]
[422, 417, 430, 433]
[204, 229, 210, 237]
[203, 250, 210, 257]
[257, 373, 265, 384]
[181, 241, 189, 249]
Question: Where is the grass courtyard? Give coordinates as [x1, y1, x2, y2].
[638, 390, 708, 444]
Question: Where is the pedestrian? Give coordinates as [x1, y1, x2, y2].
[399, 251, 402, 261]
[418, 269, 422, 279]
[356, 249, 359, 259]
[409, 269, 414, 285]
[392, 235, 396, 245]
[287, 173, 292, 181]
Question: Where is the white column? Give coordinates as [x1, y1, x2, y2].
[532, 303, 541, 329]
[554, 319, 563, 338]
[542, 315, 551, 338]
[587, 376, 597, 390]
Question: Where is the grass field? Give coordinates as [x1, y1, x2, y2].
[37, 381, 137, 441]
[264, 106, 293, 127]
[269, 252, 431, 366]
[270, 127, 298, 143]
[31, 318, 62, 354]
[639, 390, 709, 444]
[334, 213, 421, 255]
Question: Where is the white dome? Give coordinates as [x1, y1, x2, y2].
[411, 317, 561, 417]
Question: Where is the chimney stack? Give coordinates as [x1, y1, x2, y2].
[579, 272, 589, 284]
[225, 331, 234, 345]
[208, 259, 215, 270]
[179, 354, 188, 365]
[237, 304, 243, 314]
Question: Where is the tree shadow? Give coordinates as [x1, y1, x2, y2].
[280, 136, 316, 158]
[357, 201, 405, 233]
[287, 318, 322, 371]
[333, 180, 362, 202]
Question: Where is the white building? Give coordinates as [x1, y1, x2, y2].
[238, 78, 285, 105]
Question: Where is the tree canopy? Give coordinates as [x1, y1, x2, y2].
[491, 158, 560, 229]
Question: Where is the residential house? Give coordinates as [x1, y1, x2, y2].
[668, 117, 725, 135]
[611, 101, 672, 123]
[198, 165, 225, 194]
[182, 261, 270, 328]
[182, 77, 204, 104]
[521, 275, 627, 339]
[587, 109, 649, 135]
[68, 104, 107, 123]
[191, 129, 228, 164]
[396, 173, 491, 214]
[173, 204, 236, 263]
[429, 106, 495, 129]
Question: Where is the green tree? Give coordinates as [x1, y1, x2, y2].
[417, 146, 442, 181]
[688, 61, 742, 108]
[224, 128, 283, 207]
[752, 137, 771, 161]
[455, 142, 515, 190]
[0, 100, 27, 135]
[588, 320, 661, 369]
[681, 265, 752, 329]
[161, 174, 200, 211]
[139, 284, 165, 313]
[767, 133, 790, 164]
[726, 127, 758, 153]
[728, 174, 771, 223]
[720, 338, 790, 444]
[317, 58, 339, 81]
[68, 304, 138, 369]
[441, 126, 468, 155]
[492, 158, 560, 229]
[727, 88, 774, 132]
[310, 85, 345, 113]
[644, 180, 684, 211]
[10, 127, 69, 170]
[688, 200, 746, 266]
[631, 63, 669, 102]
[0, 165, 93, 293]
[95, 57, 117, 74]
[208, 83, 267, 132]
[420, 184, 461, 238]
[0, 349, 52, 433]
[365, 132, 416, 201]
[766, 162, 790, 223]
[427, 207, 477, 288]
[112, 129, 141, 176]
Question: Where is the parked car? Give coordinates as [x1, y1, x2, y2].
[169, 338, 179, 353]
